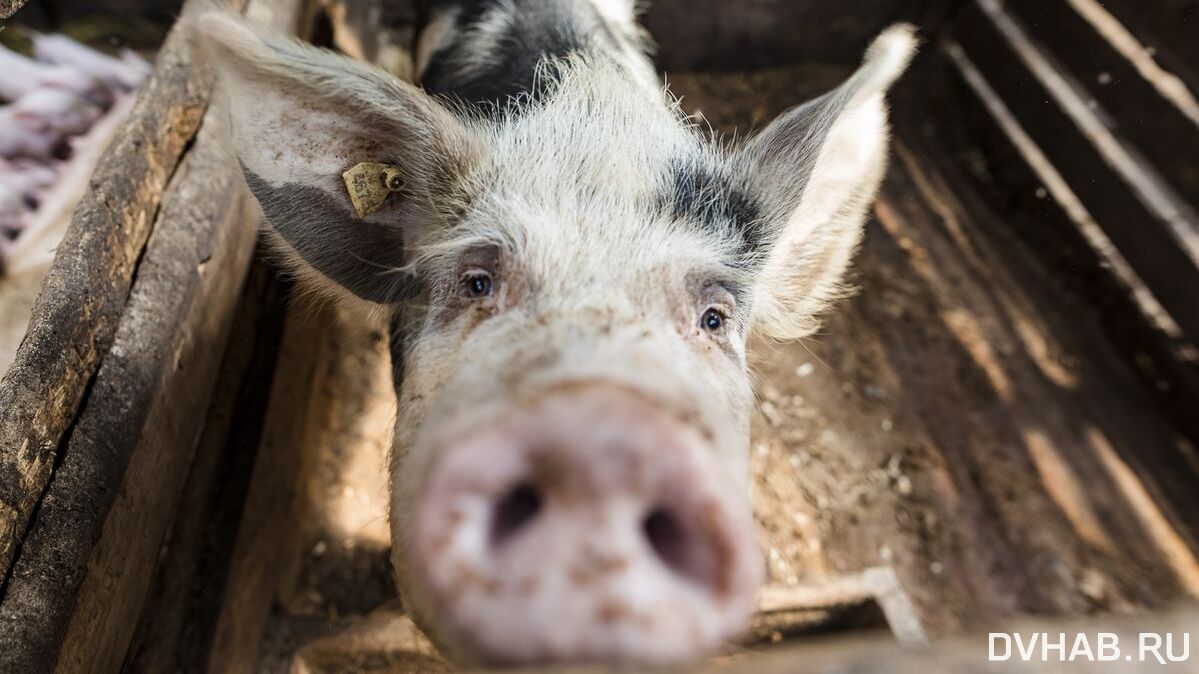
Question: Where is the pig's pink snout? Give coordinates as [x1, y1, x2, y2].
[411, 385, 762, 665]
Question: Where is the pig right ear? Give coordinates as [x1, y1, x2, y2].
[735, 25, 915, 340]
[193, 12, 479, 303]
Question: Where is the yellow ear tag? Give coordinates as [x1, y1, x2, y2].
[342, 162, 405, 218]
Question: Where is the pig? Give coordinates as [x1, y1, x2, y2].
[0, 44, 112, 108]
[0, 89, 103, 160]
[194, 0, 914, 666]
[0, 182, 29, 232]
[30, 32, 151, 93]
[0, 157, 58, 201]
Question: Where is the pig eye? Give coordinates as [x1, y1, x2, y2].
[701, 307, 726, 332]
[460, 270, 494, 299]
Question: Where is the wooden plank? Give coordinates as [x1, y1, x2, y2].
[0, 0, 246, 584]
[4, 2, 312, 670]
[270, 302, 396, 621]
[0, 117, 258, 673]
[204, 294, 392, 674]
[936, 38, 1199, 446]
[757, 568, 925, 646]
[0, 0, 28, 19]
[882, 52, 1199, 607]
[712, 608, 1199, 673]
[204, 303, 339, 674]
[0, 0, 310, 669]
[1096, 0, 1199, 98]
[1002, 0, 1199, 213]
[953, 0, 1199, 343]
[120, 265, 289, 673]
[53, 126, 259, 674]
[291, 610, 450, 674]
[200, 273, 395, 673]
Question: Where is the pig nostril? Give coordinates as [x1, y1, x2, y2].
[643, 508, 695, 580]
[490, 483, 542, 546]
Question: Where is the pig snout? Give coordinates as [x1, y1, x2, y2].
[410, 384, 762, 665]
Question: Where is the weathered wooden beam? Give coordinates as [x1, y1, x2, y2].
[291, 609, 450, 674]
[0, 0, 246, 584]
[0, 107, 259, 674]
[919, 46, 1199, 566]
[713, 606, 1199, 673]
[55, 126, 259, 674]
[953, 0, 1199, 344]
[204, 303, 340, 674]
[293, 602, 1199, 673]
[936, 36, 1199, 445]
[0, 0, 28, 19]
[1096, 0, 1199, 99]
[0, 2, 308, 671]
[120, 264, 288, 673]
[757, 568, 925, 646]
[1002, 0, 1199, 215]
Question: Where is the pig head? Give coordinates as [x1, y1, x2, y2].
[195, 2, 914, 666]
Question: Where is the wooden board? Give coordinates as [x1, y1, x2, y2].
[1097, 0, 1199, 98]
[0, 0, 310, 670]
[0, 0, 28, 19]
[203, 303, 337, 674]
[1001, 0, 1199, 211]
[0, 112, 259, 674]
[53, 130, 259, 674]
[0, 0, 246, 584]
[122, 264, 290, 674]
[287, 605, 1199, 673]
[952, 0, 1199, 344]
[932, 38, 1199, 459]
[703, 607, 1199, 673]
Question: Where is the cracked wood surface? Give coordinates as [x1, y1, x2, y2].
[0, 90, 260, 674]
[0, 0, 248, 584]
[0, 0, 27, 19]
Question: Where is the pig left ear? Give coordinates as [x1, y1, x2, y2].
[736, 25, 916, 340]
[193, 11, 479, 304]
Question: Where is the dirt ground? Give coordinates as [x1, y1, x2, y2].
[237, 63, 1199, 671]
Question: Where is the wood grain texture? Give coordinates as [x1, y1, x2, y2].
[1001, 0, 1199, 211]
[0, 117, 258, 674]
[54, 129, 259, 674]
[0, 0, 28, 19]
[121, 265, 289, 674]
[936, 39, 1199, 449]
[1097, 0, 1199, 98]
[0, 0, 312, 669]
[204, 304, 339, 674]
[954, 0, 1199, 344]
[281, 605, 1199, 672]
[0, 0, 244, 584]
